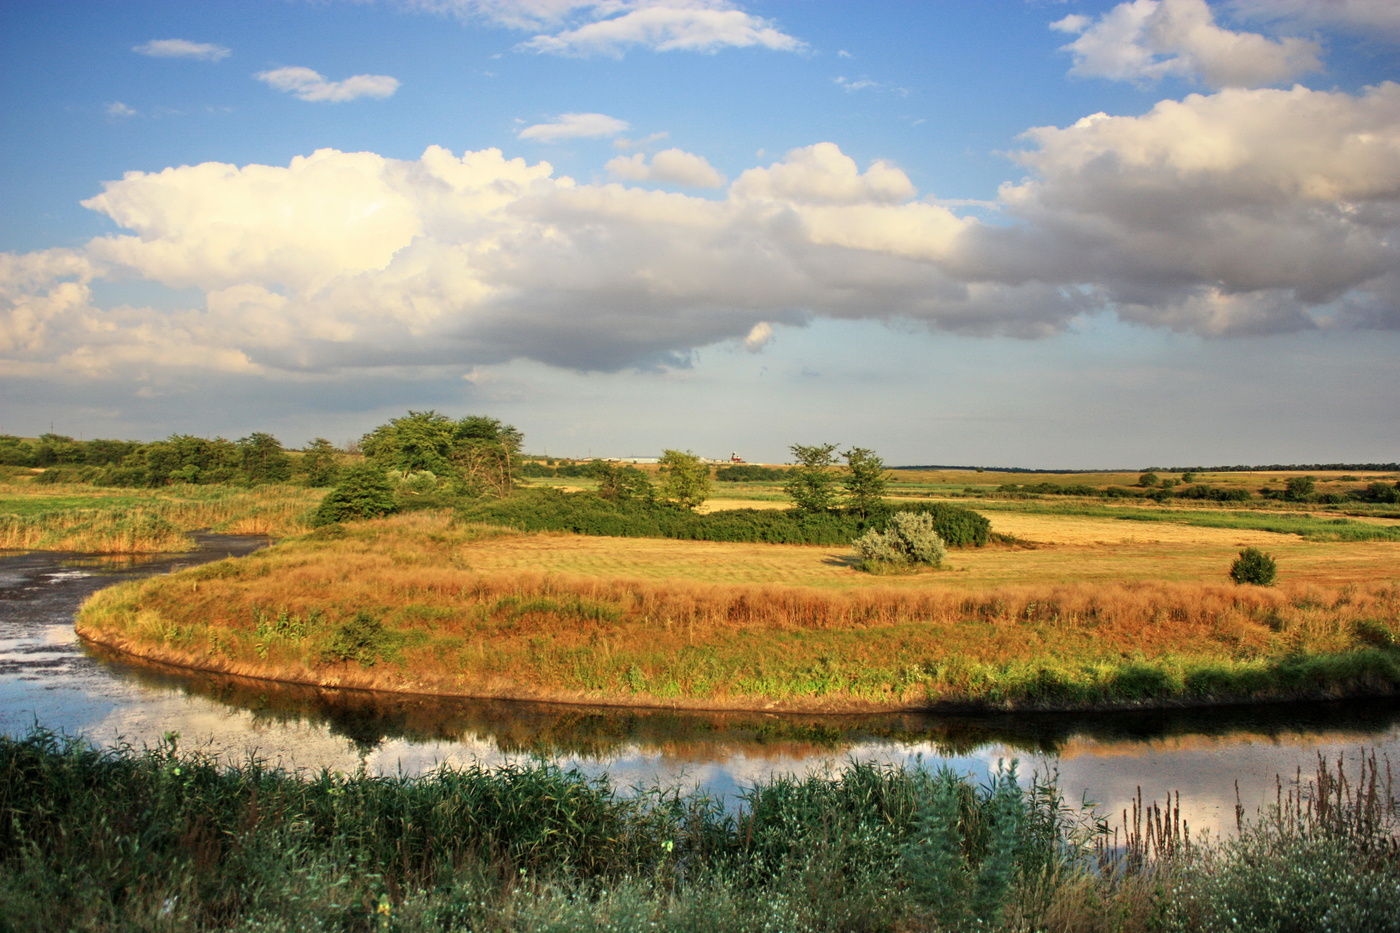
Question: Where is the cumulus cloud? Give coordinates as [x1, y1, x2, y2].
[387, 1, 803, 56]
[133, 38, 232, 61]
[606, 148, 725, 187]
[4, 83, 1398, 384]
[1053, 0, 1321, 88]
[518, 112, 630, 141]
[255, 66, 400, 102]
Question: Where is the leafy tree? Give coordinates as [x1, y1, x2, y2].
[596, 463, 654, 503]
[361, 411, 458, 475]
[300, 438, 341, 487]
[842, 446, 888, 518]
[312, 464, 398, 526]
[785, 443, 840, 513]
[362, 411, 523, 498]
[237, 432, 291, 484]
[658, 449, 710, 511]
[1138, 472, 1160, 488]
[452, 416, 523, 498]
[1230, 547, 1277, 586]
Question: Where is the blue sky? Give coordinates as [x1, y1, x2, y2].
[2, 0, 1397, 467]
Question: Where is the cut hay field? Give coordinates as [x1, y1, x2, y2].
[78, 505, 1400, 713]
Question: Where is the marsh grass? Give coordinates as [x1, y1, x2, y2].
[77, 513, 1400, 710]
[2, 731, 1395, 932]
[0, 481, 321, 552]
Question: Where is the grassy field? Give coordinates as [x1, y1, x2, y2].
[4, 729, 1396, 933]
[0, 480, 322, 552]
[77, 506, 1400, 712]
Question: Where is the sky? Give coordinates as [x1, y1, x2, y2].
[2, 0, 1398, 468]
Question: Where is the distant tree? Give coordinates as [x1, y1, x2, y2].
[596, 463, 654, 503]
[658, 449, 710, 511]
[785, 443, 840, 513]
[1138, 472, 1160, 488]
[312, 463, 398, 526]
[842, 447, 888, 518]
[300, 438, 341, 487]
[237, 432, 292, 484]
[1180, 471, 1196, 484]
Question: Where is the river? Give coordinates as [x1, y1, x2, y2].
[2, 536, 1396, 837]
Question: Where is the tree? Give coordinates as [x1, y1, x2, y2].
[1284, 475, 1316, 502]
[842, 447, 888, 518]
[361, 411, 458, 475]
[658, 449, 710, 510]
[452, 416, 523, 498]
[596, 463, 654, 503]
[361, 411, 523, 498]
[300, 438, 341, 487]
[1138, 472, 1160, 488]
[237, 432, 291, 484]
[785, 443, 840, 513]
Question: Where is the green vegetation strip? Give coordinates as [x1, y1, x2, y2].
[3, 730, 1396, 933]
[972, 500, 1400, 541]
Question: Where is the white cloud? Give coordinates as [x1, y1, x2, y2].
[518, 112, 630, 141]
[743, 321, 773, 351]
[106, 102, 137, 118]
[1054, 0, 1321, 88]
[730, 143, 916, 204]
[255, 66, 400, 102]
[520, 2, 804, 56]
[5, 84, 1398, 384]
[392, 0, 803, 56]
[132, 38, 232, 61]
[606, 148, 725, 187]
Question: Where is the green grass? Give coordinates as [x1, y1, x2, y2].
[2, 730, 1396, 932]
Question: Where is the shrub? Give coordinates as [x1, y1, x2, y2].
[1230, 547, 1277, 586]
[311, 463, 399, 526]
[853, 511, 947, 572]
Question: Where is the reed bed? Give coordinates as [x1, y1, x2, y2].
[77, 513, 1400, 710]
[2, 730, 1395, 932]
[0, 482, 321, 552]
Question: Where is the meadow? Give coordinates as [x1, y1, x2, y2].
[0, 479, 321, 552]
[76, 504, 1400, 711]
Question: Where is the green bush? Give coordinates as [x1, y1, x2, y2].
[853, 511, 947, 571]
[457, 491, 990, 549]
[311, 463, 399, 526]
[1230, 547, 1278, 586]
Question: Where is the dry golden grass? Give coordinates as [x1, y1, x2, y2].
[78, 510, 1400, 712]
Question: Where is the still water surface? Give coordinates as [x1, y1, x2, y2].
[3, 537, 1396, 836]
